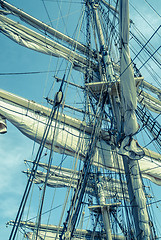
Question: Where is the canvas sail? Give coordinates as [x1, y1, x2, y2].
[0, 14, 97, 73]
[119, 0, 138, 136]
[0, 113, 7, 133]
[7, 221, 125, 240]
[0, 0, 160, 239]
[23, 163, 130, 201]
[0, 11, 160, 115]
[0, 89, 161, 185]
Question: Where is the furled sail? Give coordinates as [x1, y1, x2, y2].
[119, 1, 152, 238]
[141, 80, 161, 101]
[0, 14, 98, 75]
[23, 163, 129, 201]
[7, 221, 125, 240]
[0, 89, 161, 185]
[25, 231, 126, 240]
[0, 10, 160, 115]
[0, 113, 7, 133]
[119, 1, 138, 136]
[0, 0, 95, 58]
[119, 0, 145, 160]
[138, 89, 161, 114]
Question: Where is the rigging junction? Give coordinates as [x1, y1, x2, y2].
[0, 0, 160, 239]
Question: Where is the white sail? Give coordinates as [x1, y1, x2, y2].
[138, 89, 161, 113]
[11, 221, 125, 240]
[0, 14, 98, 74]
[141, 80, 161, 101]
[119, 1, 153, 238]
[0, 113, 7, 133]
[25, 231, 125, 240]
[0, 14, 160, 116]
[119, 0, 138, 136]
[0, 89, 161, 185]
[0, 0, 95, 58]
[24, 166, 130, 200]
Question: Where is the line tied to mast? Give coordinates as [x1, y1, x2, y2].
[45, 74, 65, 106]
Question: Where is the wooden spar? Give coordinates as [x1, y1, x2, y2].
[0, 0, 95, 58]
[7, 221, 126, 239]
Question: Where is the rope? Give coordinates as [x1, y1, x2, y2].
[144, 0, 161, 18]
[9, 88, 64, 240]
[34, 110, 61, 239]
[0, 70, 64, 76]
[130, 27, 161, 68]
[130, 2, 161, 37]
[130, 44, 161, 86]
[120, 25, 161, 78]
[42, 0, 54, 27]
[139, 46, 161, 71]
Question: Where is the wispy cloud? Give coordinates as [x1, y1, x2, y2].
[0, 128, 34, 222]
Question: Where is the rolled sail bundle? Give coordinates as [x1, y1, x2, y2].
[0, 113, 7, 133]
[23, 164, 130, 201]
[13, 221, 125, 240]
[0, 89, 161, 185]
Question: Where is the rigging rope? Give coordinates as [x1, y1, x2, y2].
[130, 28, 161, 68]
[138, 46, 161, 71]
[120, 25, 161, 78]
[42, 0, 54, 27]
[144, 0, 161, 18]
[130, 2, 161, 37]
[130, 44, 161, 88]
[34, 111, 61, 239]
[0, 70, 64, 75]
[8, 85, 64, 240]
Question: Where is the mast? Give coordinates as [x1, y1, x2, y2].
[89, 1, 118, 239]
[119, 0, 151, 239]
[0, 0, 160, 239]
[91, 0, 152, 238]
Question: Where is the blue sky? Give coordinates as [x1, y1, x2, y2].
[0, 0, 161, 239]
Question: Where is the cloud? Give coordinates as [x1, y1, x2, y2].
[0, 137, 27, 193]
[0, 125, 35, 221]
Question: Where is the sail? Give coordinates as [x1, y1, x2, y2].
[25, 231, 126, 240]
[23, 164, 130, 200]
[0, 0, 95, 57]
[0, 11, 160, 115]
[138, 89, 161, 114]
[119, 1, 154, 238]
[0, 113, 7, 133]
[0, 14, 98, 76]
[118, 0, 148, 162]
[119, 0, 138, 136]
[141, 80, 161, 101]
[7, 221, 125, 240]
[0, 0, 161, 239]
[0, 88, 161, 185]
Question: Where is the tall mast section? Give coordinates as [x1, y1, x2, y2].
[91, 0, 152, 238]
[119, 0, 152, 238]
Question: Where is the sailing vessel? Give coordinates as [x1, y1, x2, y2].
[0, 0, 161, 239]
